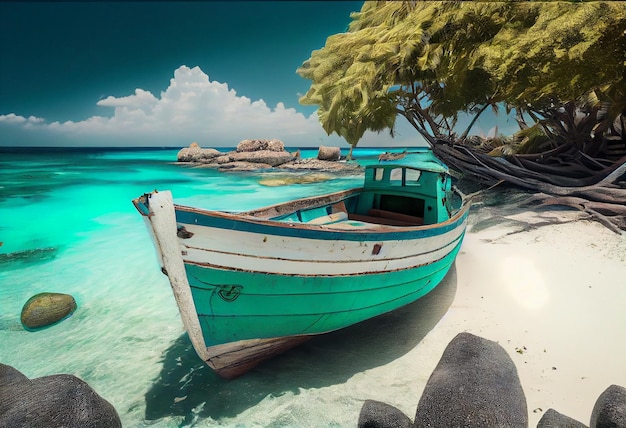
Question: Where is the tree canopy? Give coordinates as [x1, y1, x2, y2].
[297, 0, 625, 149]
[298, 1, 626, 232]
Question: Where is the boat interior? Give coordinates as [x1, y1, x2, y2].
[246, 164, 457, 228]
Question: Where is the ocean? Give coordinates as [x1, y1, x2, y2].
[0, 147, 457, 427]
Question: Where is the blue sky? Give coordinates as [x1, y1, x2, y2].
[0, 1, 510, 148]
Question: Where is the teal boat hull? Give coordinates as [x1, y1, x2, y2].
[133, 151, 471, 378]
[187, 237, 463, 347]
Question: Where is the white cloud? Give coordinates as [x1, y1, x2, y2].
[0, 65, 424, 148]
[97, 88, 158, 110]
[0, 113, 45, 125]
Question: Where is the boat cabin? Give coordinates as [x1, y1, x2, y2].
[264, 155, 455, 228]
[347, 163, 452, 226]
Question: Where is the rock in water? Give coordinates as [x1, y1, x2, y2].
[317, 145, 341, 161]
[236, 138, 285, 152]
[358, 399, 413, 428]
[230, 150, 296, 166]
[0, 247, 58, 269]
[591, 385, 626, 428]
[21, 292, 77, 330]
[0, 363, 121, 428]
[267, 139, 285, 152]
[177, 143, 221, 162]
[413, 332, 527, 427]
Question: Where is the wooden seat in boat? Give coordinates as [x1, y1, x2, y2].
[348, 209, 424, 227]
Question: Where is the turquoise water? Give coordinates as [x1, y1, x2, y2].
[0, 147, 455, 427]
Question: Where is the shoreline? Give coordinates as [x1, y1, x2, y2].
[2, 146, 624, 426]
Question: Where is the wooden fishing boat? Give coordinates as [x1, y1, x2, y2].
[132, 150, 470, 379]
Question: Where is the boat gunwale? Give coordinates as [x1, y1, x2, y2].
[173, 188, 471, 235]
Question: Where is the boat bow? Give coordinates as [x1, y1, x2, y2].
[133, 191, 211, 362]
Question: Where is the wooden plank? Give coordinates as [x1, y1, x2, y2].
[348, 213, 418, 226]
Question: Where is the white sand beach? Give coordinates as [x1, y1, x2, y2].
[402, 208, 626, 426]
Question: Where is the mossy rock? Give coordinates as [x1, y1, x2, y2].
[21, 292, 77, 330]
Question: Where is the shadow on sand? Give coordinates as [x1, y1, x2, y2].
[143, 265, 458, 425]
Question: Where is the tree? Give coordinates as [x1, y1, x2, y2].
[298, 1, 624, 147]
[297, 0, 626, 231]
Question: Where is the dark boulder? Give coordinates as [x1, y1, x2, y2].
[413, 332, 527, 428]
[0, 363, 30, 385]
[590, 385, 626, 428]
[21, 292, 77, 330]
[0, 363, 121, 428]
[537, 408, 587, 428]
[358, 399, 413, 428]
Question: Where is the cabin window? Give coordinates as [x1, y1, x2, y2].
[387, 168, 421, 186]
[390, 168, 403, 181]
[374, 168, 385, 181]
[406, 169, 421, 184]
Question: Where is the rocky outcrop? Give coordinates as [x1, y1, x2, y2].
[236, 138, 285, 152]
[177, 142, 221, 162]
[217, 161, 273, 171]
[21, 292, 77, 330]
[230, 150, 296, 167]
[176, 140, 360, 173]
[0, 363, 122, 428]
[177, 140, 295, 171]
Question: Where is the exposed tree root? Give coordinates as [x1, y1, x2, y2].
[433, 141, 626, 233]
[519, 193, 626, 234]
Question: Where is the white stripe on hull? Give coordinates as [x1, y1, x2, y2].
[179, 219, 467, 275]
